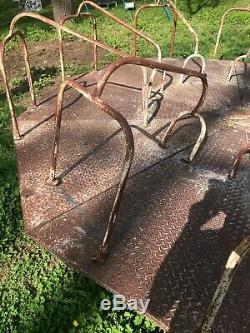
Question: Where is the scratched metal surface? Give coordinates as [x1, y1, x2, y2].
[15, 59, 250, 332]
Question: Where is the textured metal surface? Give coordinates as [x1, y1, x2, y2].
[15, 59, 250, 332]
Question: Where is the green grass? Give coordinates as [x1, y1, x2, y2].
[0, 0, 249, 332]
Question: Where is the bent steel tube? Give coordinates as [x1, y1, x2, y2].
[228, 50, 250, 81]
[6, 12, 128, 139]
[0, 30, 36, 140]
[9, 12, 128, 58]
[162, 0, 200, 55]
[134, 0, 199, 57]
[76, 1, 163, 120]
[165, 0, 204, 76]
[77, 1, 162, 62]
[134, 0, 204, 87]
[214, 6, 250, 58]
[229, 144, 250, 179]
[133, 3, 168, 57]
[59, 12, 98, 81]
[49, 79, 134, 262]
[94, 57, 207, 160]
[180, 53, 206, 84]
[132, 3, 171, 107]
[94, 57, 207, 114]
[161, 111, 207, 162]
[197, 235, 250, 332]
[7, 11, 161, 133]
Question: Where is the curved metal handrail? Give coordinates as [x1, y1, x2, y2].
[9, 12, 127, 57]
[133, 0, 204, 85]
[76, 0, 162, 62]
[229, 144, 250, 179]
[134, 0, 200, 57]
[59, 12, 98, 80]
[214, 6, 250, 58]
[94, 56, 208, 160]
[5, 9, 162, 138]
[49, 79, 134, 262]
[198, 235, 250, 332]
[180, 53, 206, 84]
[0, 29, 36, 140]
[133, 4, 169, 57]
[161, 111, 206, 162]
[228, 49, 250, 81]
[75, 1, 163, 118]
[95, 57, 207, 110]
[5, 12, 128, 140]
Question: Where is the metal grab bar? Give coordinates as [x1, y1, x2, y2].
[4, 8, 162, 138]
[229, 144, 250, 179]
[75, 1, 163, 121]
[134, 0, 200, 57]
[77, 0, 162, 62]
[4, 12, 129, 139]
[49, 79, 134, 262]
[94, 57, 208, 161]
[228, 49, 250, 81]
[59, 12, 98, 80]
[133, 0, 205, 84]
[9, 12, 128, 57]
[197, 235, 250, 332]
[161, 111, 206, 162]
[0, 29, 36, 140]
[214, 6, 250, 58]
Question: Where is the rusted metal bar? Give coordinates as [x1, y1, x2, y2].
[0, 29, 36, 140]
[133, 1, 189, 59]
[229, 144, 250, 179]
[180, 53, 206, 84]
[132, 3, 167, 57]
[5, 12, 128, 138]
[132, 3, 170, 105]
[214, 6, 250, 59]
[161, 111, 206, 162]
[6, 9, 161, 136]
[133, 0, 205, 84]
[94, 56, 208, 160]
[228, 49, 250, 81]
[76, 1, 163, 119]
[59, 12, 98, 81]
[49, 79, 134, 262]
[197, 235, 250, 332]
[95, 57, 207, 107]
[169, 12, 177, 58]
[77, 1, 162, 62]
[167, 0, 200, 55]
[9, 12, 128, 58]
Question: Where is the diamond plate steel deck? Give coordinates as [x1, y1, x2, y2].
[15, 59, 250, 332]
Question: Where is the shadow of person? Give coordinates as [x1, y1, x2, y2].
[148, 175, 250, 332]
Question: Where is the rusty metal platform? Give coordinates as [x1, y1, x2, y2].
[15, 59, 250, 332]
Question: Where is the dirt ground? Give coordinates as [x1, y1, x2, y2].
[0, 38, 105, 83]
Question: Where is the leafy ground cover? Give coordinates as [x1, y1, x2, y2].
[0, 0, 249, 332]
